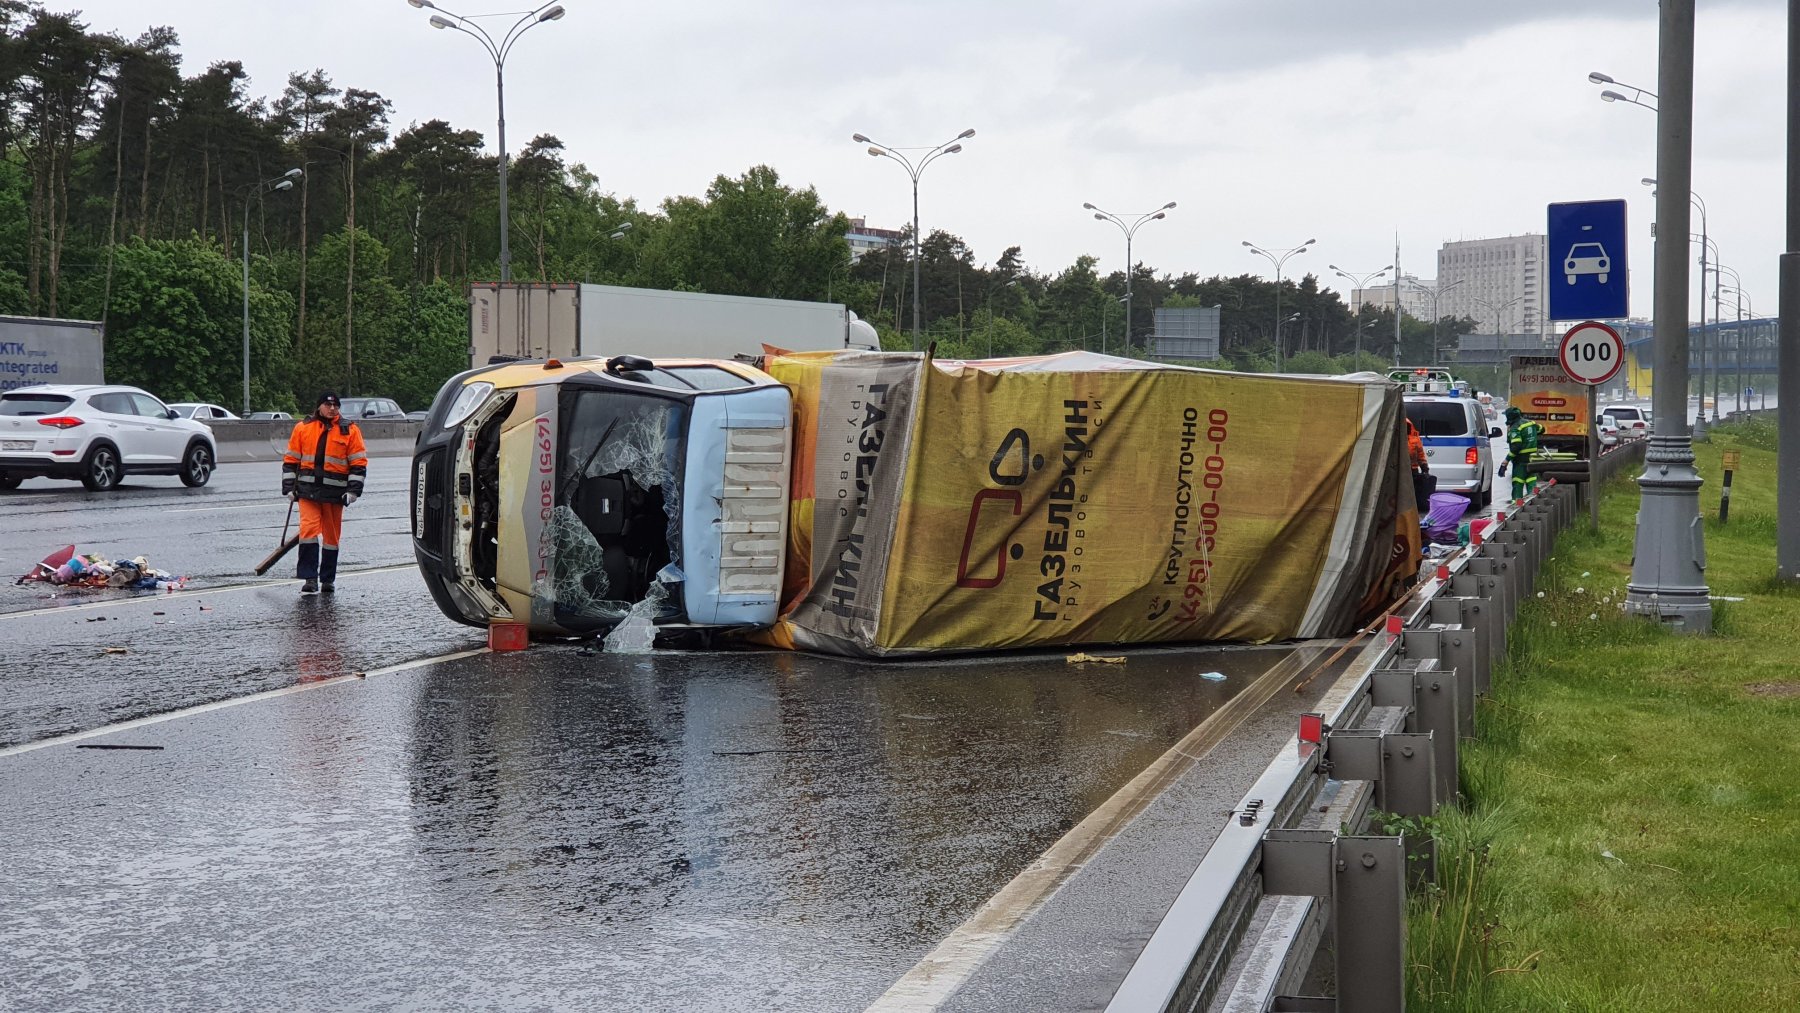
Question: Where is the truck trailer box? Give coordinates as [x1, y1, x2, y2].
[1509, 354, 1592, 482]
[759, 350, 1420, 656]
[467, 282, 877, 369]
[0, 314, 105, 391]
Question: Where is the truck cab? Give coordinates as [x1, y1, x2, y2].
[411, 355, 791, 637]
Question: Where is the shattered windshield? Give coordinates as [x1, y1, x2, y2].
[537, 389, 687, 629]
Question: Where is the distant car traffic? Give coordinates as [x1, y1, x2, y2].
[1405, 394, 1501, 506]
[405, 410, 430, 421]
[1601, 404, 1651, 437]
[168, 402, 240, 421]
[247, 411, 293, 421]
[1595, 415, 1621, 447]
[0, 384, 218, 491]
[338, 397, 407, 420]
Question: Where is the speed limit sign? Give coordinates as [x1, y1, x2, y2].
[1558, 320, 1624, 385]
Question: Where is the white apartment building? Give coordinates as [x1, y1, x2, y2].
[1351, 275, 1436, 320]
[1434, 234, 1548, 338]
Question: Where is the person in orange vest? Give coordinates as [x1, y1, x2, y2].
[282, 391, 368, 594]
[1405, 416, 1433, 511]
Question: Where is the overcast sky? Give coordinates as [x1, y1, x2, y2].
[60, 0, 1790, 320]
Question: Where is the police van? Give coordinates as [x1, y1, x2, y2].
[1395, 370, 1501, 506]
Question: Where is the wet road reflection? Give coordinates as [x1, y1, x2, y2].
[0, 642, 1289, 1011]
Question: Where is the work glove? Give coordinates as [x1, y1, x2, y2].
[287, 491, 298, 502]
[344, 493, 359, 506]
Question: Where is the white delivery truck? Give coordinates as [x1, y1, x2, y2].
[467, 282, 880, 367]
[0, 314, 105, 391]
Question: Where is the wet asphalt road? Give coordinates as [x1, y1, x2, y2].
[1, 643, 1295, 1011]
[1, 456, 1316, 1010]
[1, 461, 484, 747]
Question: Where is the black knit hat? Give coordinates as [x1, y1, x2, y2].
[317, 391, 341, 407]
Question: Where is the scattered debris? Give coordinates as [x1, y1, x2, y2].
[1066, 652, 1126, 665]
[101, 647, 128, 655]
[74, 744, 164, 751]
[712, 747, 832, 757]
[1200, 671, 1228, 682]
[19, 548, 186, 590]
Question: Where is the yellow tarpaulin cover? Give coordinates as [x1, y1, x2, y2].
[757, 350, 1418, 657]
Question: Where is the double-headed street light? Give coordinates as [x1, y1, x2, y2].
[1716, 281, 1754, 412]
[1415, 278, 1464, 367]
[1328, 263, 1391, 364]
[852, 128, 975, 352]
[1244, 238, 1315, 371]
[239, 168, 302, 416]
[408, 0, 566, 283]
[1589, 70, 1659, 111]
[1084, 201, 1176, 355]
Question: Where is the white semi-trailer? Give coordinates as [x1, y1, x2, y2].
[0, 314, 105, 391]
[467, 282, 879, 367]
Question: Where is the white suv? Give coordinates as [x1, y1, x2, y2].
[0, 384, 218, 491]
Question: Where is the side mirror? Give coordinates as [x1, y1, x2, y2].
[1489, 427, 1503, 439]
[606, 354, 655, 377]
[166, 408, 180, 420]
[364, 408, 377, 417]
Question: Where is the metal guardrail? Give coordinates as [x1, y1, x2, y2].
[205, 419, 423, 463]
[1106, 479, 1580, 1012]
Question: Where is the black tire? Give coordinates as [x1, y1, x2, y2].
[179, 440, 215, 487]
[0, 472, 20, 491]
[1479, 476, 1493, 507]
[80, 443, 121, 492]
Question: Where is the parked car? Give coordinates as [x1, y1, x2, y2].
[0, 384, 218, 491]
[405, 410, 430, 421]
[1405, 394, 1501, 506]
[338, 396, 407, 420]
[247, 411, 293, 421]
[168, 402, 240, 421]
[1595, 416, 1621, 447]
[1601, 404, 1651, 437]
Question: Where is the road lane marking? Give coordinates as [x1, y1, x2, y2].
[865, 642, 1330, 1013]
[0, 563, 419, 620]
[0, 646, 490, 760]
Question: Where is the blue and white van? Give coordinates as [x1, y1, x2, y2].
[1404, 393, 1501, 506]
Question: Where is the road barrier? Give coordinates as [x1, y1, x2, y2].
[205, 420, 422, 464]
[1105, 478, 1579, 1012]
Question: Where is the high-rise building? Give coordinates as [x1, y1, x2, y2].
[1435, 234, 1548, 339]
[846, 217, 904, 262]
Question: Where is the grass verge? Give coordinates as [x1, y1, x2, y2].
[1408, 422, 1800, 1011]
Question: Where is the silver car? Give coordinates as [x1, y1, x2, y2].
[1405, 395, 1501, 506]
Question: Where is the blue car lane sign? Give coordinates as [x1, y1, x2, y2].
[1547, 199, 1629, 321]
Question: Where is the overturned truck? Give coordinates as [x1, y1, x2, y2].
[410, 350, 1420, 655]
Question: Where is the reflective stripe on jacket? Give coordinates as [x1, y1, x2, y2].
[282, 416, 368, 503]
[1507, 420, 1543, 462]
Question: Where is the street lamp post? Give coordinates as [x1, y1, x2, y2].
[852, 129, 975, 352]
[1414, 278, 1464, 368]
[408, 0, 565, 284]
[1085, 201, 1176, 355]
[584, 220, 632, 284]
[1617, 2, 1712, 631]
[1329, 263, 1392, 365]
[1719, 281, 1752, 412]
[238, 168, 302, 416]
[1714, 263, 1741, 413]
[1471, 293, 1521, 346]
[1243, 238, 1316, 371]
[984, 276, 1018, 358]
[1644, 177, 1712, 434]
[1589, 70, 1659, 111]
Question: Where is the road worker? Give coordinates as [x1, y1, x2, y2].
[1499, 406, 1544, 502]
[282, 391, 367, 594]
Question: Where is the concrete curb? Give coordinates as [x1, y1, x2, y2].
[205, 420, 421, 463]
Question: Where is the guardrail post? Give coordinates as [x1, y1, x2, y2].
[1463, 556, 1515, 629]
[1450, 571, 1505, 676]
[1263, 831, 1408, 1013]
[1374, 660, 1458, 807]
[1402, 628, 1477, 739]
[1430, 598, 1492, 696]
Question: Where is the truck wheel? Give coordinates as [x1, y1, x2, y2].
[80, 444, 121, 491]
[0, 472, 20, 491]
[179, 441, 215, 487]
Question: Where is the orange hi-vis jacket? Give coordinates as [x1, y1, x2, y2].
[1406, 419, 1428, 472]
[282, 416, 368, 504]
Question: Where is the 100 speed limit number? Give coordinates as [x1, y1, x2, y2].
[1558, 321, 1624, 386]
